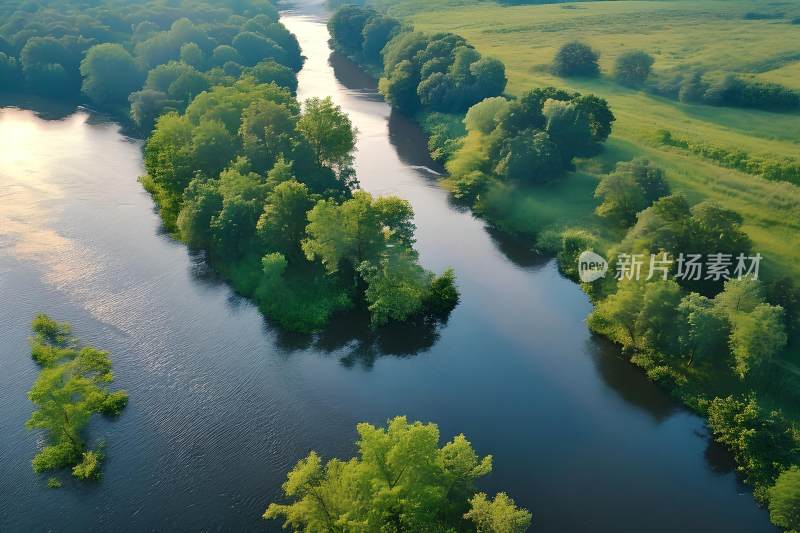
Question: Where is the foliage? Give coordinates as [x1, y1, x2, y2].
[594, 159, 669, 226]
[706, 395, 800, 503]
[143, 78, 456, 330]
[613, 50, 654, 87]
[465, 492, 532, 533]
[25, 315, 127, 480]
[552, 41, 599, 77]
[768, 466, 800, 531]
[0, 0, 302, 128]
[657, 130, 800, 186]
[327, 9, 507, 114]
[264, 416, 530, 531]
[80, 44, 144, 107]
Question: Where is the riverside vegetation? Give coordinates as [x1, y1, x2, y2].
[329, 2, 800, 530]
[26, 315, 128, 484]
[0, 0, 459, 332]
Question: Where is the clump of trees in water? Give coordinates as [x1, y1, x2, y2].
[328, 5, 507, 114]
[26, 314, 128, 483]
[143, 81, 458, 331]
[265, 416, 532, 532]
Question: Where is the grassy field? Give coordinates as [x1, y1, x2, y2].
[374, 0, 800, 278]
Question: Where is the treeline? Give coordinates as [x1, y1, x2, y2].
[265, 416, 532, 532]
[0, 0, 303, 131]
[143, 82, 458, 331]
[26, 315, 128, 486]
[544, 39, 800, 113]
[328, 5, 507, 114]
[657, 130, 800, 186]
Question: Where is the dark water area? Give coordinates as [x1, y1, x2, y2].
[0, 1, 774, 531]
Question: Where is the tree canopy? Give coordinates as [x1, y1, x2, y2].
[26, 314, 128, 482]
[264, 416, 532, 532]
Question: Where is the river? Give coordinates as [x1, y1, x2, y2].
[0, 2, 774, 531]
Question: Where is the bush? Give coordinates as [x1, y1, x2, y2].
[552, 41, 599, 77]
[613, 50, 653, 87]
[72, 450, 101, 480]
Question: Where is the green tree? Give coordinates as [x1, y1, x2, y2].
[729, 303, 787, 379]
[0, 52, 21, 88]
[264, 417, 527, 532]
[469, 57, 507, 103]
[768, 466, 800, 531]
[328, 5, 376, 54]
[379, 60, 421, 114]
[588, 280, 646, 347]
[637, 280, 683, 355]
[465, 96, 510, 134]
[465, 492, 532, 533]
[249, 60, 297, 93]
[177, 178, 223, 248]
[594, 171, 646, 226]
[210, 196, 262, 258]
[256, 179, 314, 257]
[303, 191, 385, 273]
[191, 119, 237, 178]
[179, 42, 205, 70]
[297, 96, 356, 172]
[614, 50, 654, 87]
[677, 292, 730, 365]
[707, 395, 800, 502]
[211, 45, 241, 67]
[232, 31, 286, 67]
[359, 249, 431, 326]
[25, 315, 128, 478]
[543, 99, 594, 164]
[362, 15, 401, 63]
[552, 41, 600, 77]
[129, 89, 179, 131]
[81, 43, 144, 106]
[495, 130, 562, 183]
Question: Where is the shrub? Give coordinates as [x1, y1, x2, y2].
[552, 41, 599, 77]
[614, 50, 654, 86]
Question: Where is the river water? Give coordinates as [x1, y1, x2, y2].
[0, 2, 774, 531]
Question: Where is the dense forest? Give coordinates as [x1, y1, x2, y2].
[0, 0, 459, 332]
[328, 4, 800, 530]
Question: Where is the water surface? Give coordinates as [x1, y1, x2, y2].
[0, 3, 774, 531]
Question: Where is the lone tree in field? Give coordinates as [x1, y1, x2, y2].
[614, 50, 654, 87]
[552, 41, 599, 77]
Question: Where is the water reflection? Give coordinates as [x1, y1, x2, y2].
[184, 249, 443, 365]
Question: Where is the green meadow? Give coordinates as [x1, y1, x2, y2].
[376, 0, 800, 278]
